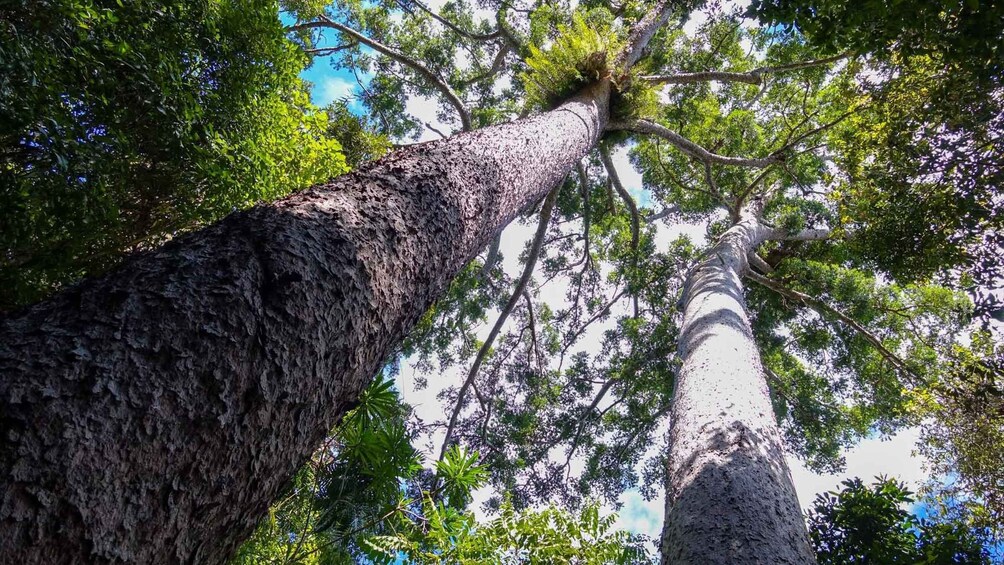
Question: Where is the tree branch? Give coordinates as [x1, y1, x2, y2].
[458, 43, 511, 89]
[294, 17, 472, 131]
[439, 185, 560, 460]
[560, 378, 617, 477]
[575, 160, 593, 268]
[304, 40, 358, 57]
[765, 227, 831, 241]
[639, 70, 763, 85]
[600, 146, 641, 317]
[745, 270, 926, 385]
[615, 0, 679, 68]
[609, 119, 781, 168]
[640, 52, 852, 86]
[402, 0, 502, 42]
[599, 146, 639, 257]
[747, 252, 774, 274]
[480, 234, 502, 280]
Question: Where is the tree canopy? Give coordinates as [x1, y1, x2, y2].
[237, 0, 1003, 559]
[2, 0, 1002, 561]
[1, 0, 348, 309]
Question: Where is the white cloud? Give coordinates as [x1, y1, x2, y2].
[615, 490, 664, 541]
[789, 428, 928, 510]
[404, 94, 456, 142]
[315, 76, 356, 107]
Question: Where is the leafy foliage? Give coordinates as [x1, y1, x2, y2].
[234, 377, 648, 564]
[808, 477, 992, 564]
[0, 0, 347, 309]
[522, 11, 624, 109]
[750, 0, 1004, 83]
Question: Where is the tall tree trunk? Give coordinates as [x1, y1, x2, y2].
[0, 81, 610, 565]
[660, 208, 815, 564]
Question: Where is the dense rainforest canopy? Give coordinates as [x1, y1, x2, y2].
[1, 0, 1002, 563]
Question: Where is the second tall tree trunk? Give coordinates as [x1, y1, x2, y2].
[660, 207, 816, 564]
[0, 82, 610, 564]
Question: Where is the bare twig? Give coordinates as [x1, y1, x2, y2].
[439, 186, 560, 460]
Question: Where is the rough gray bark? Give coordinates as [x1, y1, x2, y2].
[660, 207, 815, 564]
[0, 81, 610, 565]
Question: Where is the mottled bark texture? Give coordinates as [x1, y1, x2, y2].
[660, 209, 815, 564]
[0, 81, 610, 564]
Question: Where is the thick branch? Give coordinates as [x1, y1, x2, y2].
[615, 0, 679, 68]
[609, 119, 781, 168]
[480, 234, 502, 279]
[439, 186, 560, 459]
[294, 18, 472, 131]
[746, 270, 925, 385]
[747, 253, 774, 274]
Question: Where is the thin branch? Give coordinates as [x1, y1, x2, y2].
[561, 378, 617, 477]
[600, 146, 640, 318]
[424, 121, 448, 139]
[402, 0, 502, 41]
[522, 290, 543, 375]
[753, 52, 852, 76]
[772, 109, 858, 156]
[639, 70, 763, 85]
[745, 270, 926, 385]
[457, 43, 510, 89]
[557, 288, 627, 369]
[610, 119, 781, 168]
[294, 17, 472, 131]
[613, 401, 672, 460]
[575, 160, 593, 267]
[304, 40, 358, 56]
[641, 52, 851, 86]
[600, 147, 640, 257]
[439, 185, 560, 460]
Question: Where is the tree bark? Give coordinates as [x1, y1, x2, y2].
[0, 81, 610, 564]
[660, 207, 815, 564]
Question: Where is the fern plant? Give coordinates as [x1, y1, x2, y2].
[522, 11, 625, 109]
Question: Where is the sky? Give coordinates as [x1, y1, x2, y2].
[294, 0, 933, 553]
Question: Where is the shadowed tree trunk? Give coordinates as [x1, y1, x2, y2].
[660, 205, 815, 564]
[0, 81, 610, 565]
